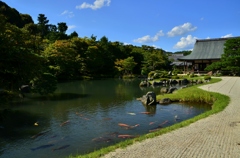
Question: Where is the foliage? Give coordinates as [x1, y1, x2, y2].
[43, 40, 81, 80]
[221, 38, 240, 75]
[115, 57, 137, 75]
[171, 76, 180, 79]
[30, 73, 57, 95]
[0, 19, 44, 91]
[0, 1, 33, 28]
[174, 50, 192, 56]
[204, 76, 211, 80]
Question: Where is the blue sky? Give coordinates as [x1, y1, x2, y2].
[4, 0, 240, 52]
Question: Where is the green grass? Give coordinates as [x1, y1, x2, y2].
[69, 77, 230, 158]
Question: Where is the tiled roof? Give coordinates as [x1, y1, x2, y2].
[178, 37, 239, 61]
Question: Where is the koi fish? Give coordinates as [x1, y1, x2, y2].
[127, 112, 136, 115]
[60, 120, 70, 126]
[76, 112, 90, 120]
[103, 118, 112, 121]
[92, 137, 112, 142]
[76, 112, 83, 116]
[31, 130, 50, 139]
[118, 123, 130, 127]
[140, 112, 151, 114]
[118, 123, 139, 129]
[159, 120, 168, 126]
[149, 127, 162, 133]
[149, 121, 156, 125]
[52, 145, 70, 151]
[31, 144, 54, 151]
[118, 134, 138, 138]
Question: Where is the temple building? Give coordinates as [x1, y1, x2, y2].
[178, 37, 238, 73]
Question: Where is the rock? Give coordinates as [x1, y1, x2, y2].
[152, 81, 163, 86]
[160, 87, 168, 93]
[207, 71, 213, 76]
[169, 79, 178, 84]
[197, 79, 203, 84]
[138, 91, 157, 106]
[181, 79, 189, 85]
[159, 98, 172, 105]
[139, 80, 151, 87]
[167, 87, 178, 93]
[19, 85, 30, 93]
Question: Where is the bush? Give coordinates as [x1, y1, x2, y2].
[30, 73, 57, 95]
[189, 74, 195, 78]
[204, 76, 211, 80]
[171, 76, 179, 79]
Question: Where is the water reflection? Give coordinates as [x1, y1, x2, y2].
[0, 79, 211, 158]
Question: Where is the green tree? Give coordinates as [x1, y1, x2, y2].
[221, 38, 240, 75]
[30, 73, 57, 95]
[115, 57, 137, 75]
[37, 14, 49, 38]
[57, 22, 68, 33]
[43, 40, 81, 80]
[0, 19, 44, 91]
[69, 31, 78, 38]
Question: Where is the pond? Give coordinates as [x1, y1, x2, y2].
[0, 79, 211, 158]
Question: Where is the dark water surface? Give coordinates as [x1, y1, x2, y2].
[0, 79, 211, 158]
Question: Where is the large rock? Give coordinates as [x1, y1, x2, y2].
[19, 85, 30, 93]
[152, 81, 164, 86]
[139, 80, 151, 87]
[160, 87, 168, 93]
[167, 87, 178, 93]
[138, 91, 157, 106]
[181, 79, 189, 85]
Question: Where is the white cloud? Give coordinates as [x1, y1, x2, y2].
[61, 10, 74, 18]
[133, 30, 164, 43]
[221, 34, 233, 38]
[76, 0, 111, 10]
[68, 25, 76, 30]
[174, 35, 197, 49]
[167, 22, 197, 37]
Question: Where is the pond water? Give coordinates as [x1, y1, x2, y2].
[0, 79, 211, 158]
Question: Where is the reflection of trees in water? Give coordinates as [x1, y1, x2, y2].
[0, 109, 47, 139]
[29, 93, 89, 101]
[143, 104, 157, 114]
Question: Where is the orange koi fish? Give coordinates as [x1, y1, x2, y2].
[140, 112, 151, 114]
[60, 120, 70, 127]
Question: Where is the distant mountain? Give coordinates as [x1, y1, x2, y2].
[0, 1, 33, 28]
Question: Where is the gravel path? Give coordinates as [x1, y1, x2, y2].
[103, 77, 240, 158]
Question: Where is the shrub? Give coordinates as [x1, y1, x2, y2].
[189, 74, 195, 78]
[204, 76, 211, 80]
[171, 76, 179, 79]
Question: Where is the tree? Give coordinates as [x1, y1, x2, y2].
[37, 14, 49, 38]
[221, 38, 240, 75]
[0, 20, 44, 91]
[69, 31, 78, 38]
[43, 40, 81, 80]
[30, 73, 57, 95]
[57, 22, 68, 33]
[115, 57, 137, 75]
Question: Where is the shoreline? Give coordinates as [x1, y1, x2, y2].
[102, 77, 240, 158]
